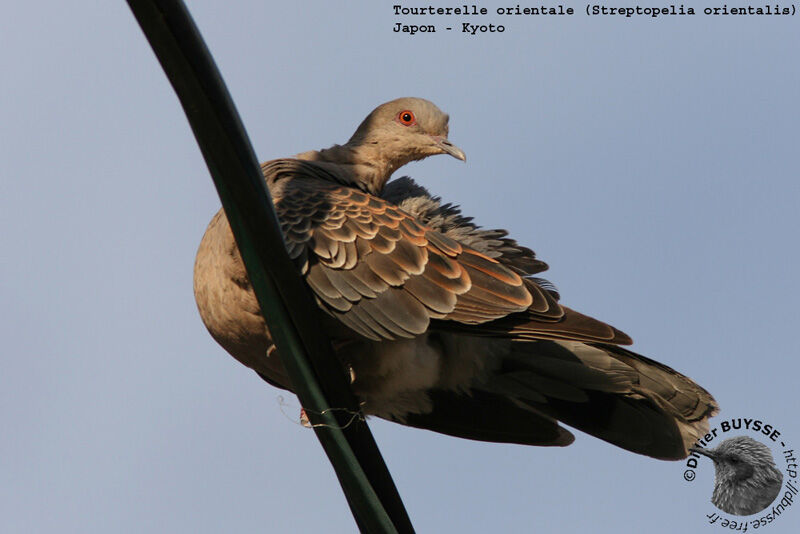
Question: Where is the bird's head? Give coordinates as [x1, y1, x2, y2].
[348, 97, 466, 170]
[691, 436, 776, 484]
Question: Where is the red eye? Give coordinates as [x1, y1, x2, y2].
[397, 110, 416, 126]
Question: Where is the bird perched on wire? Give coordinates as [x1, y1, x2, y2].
[194, 97, 718, 460]
[692, 436, 783, 515]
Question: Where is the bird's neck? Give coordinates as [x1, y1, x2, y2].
[294, 142, 406, 195]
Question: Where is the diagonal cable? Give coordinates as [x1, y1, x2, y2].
[125, 1, 414, 531]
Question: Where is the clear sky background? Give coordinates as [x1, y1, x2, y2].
[2, 1, 798, 533]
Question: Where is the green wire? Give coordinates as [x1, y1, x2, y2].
[125, 1, 414, 531]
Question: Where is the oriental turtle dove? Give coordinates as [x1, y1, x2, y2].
[193, 97, 718, 460]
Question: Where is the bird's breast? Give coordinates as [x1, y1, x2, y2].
[193, 209, 290, 386]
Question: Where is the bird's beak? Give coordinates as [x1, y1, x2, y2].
[432, 136, 466, 162]
[691, 446, 717, 460]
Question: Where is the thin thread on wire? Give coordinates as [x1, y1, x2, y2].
[277, 395, 365, 430]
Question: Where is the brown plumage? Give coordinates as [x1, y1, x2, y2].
[193, 97, 718, 460]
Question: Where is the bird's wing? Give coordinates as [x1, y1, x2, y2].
[381, 176, 632, 344]
[381, 176, 550, 278]
[267, 159, 628, 344]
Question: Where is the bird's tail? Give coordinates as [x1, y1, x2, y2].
[476, 340, 719, 459]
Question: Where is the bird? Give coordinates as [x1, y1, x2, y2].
[193, 97, 718, 460]
[692, 436, 783, 515]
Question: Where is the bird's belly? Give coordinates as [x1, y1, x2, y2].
[347, 334, 444, 420]
[347, 331, 497, 420]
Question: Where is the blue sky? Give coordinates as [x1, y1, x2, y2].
[1, 1, 798, 532]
